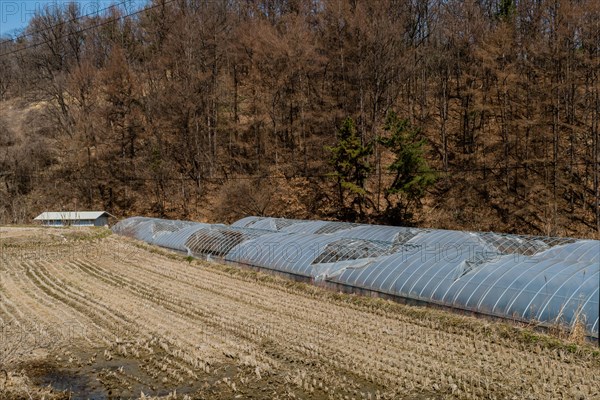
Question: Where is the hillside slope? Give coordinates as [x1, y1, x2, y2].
[0, 0, 599, 238]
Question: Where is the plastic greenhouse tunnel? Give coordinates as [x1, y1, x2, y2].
[113, 216, 600, 340]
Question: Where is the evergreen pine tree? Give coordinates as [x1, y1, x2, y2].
[328, 118, 373, 219]
[379, 112, 436, 225]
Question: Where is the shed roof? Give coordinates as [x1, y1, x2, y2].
[34, 211, 110, 221]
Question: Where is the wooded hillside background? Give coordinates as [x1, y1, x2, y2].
[0, 0, 599, 238]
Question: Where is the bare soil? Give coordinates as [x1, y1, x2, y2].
[0, 227, 598, 399]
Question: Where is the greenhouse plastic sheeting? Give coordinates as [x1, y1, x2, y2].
[113, 216, 600, 337]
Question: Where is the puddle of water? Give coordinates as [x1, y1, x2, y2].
[31, 356, 207, 399]
[30, 363, 107, 400]
[24, 347, 233, 399]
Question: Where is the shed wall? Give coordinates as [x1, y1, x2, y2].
[94, 216, 109, 227]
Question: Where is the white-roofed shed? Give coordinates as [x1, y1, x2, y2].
[34, 211, 111, 227]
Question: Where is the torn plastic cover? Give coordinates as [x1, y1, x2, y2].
[310, 238, 391, 281]
[185, 227, 268, 258]
[312, 238, 392, 264]
[479, 232, 577, 256]
[312, 259, 376, 282]
[314, 222, 362, 234]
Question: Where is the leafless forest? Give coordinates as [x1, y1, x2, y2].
[0, 0, 599, 237]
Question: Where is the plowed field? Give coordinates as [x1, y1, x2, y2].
[0, 227, 598, 399]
